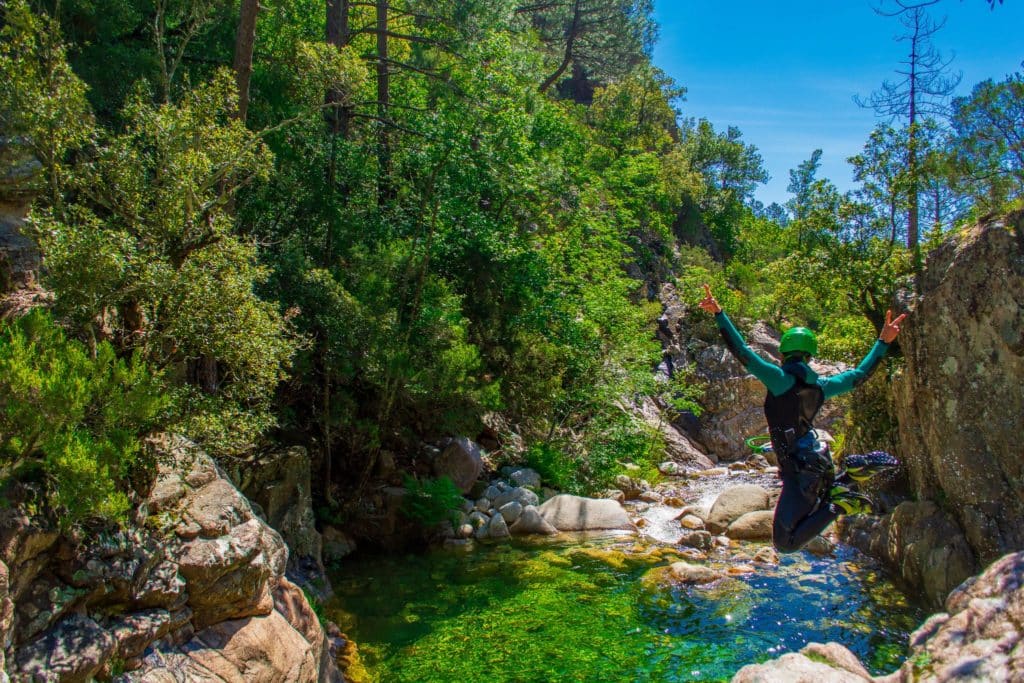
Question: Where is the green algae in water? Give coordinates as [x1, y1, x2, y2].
[327, 540, 923, 683]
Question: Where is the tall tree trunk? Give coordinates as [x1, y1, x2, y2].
[539, 0, 581, 93]
[326, 0, 351, 136]
[907, 23, 921, 264]
[376, 0, 391, 204]
[233, 0, 259, 122]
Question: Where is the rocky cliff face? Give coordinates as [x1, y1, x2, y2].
[1, 436, 344, 682]
[844, 213, 1024, 606]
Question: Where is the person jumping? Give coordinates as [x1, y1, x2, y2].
[698, 284, 905, 553]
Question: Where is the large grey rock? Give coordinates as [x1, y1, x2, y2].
[731, 642, 871, 682]
[321, 526, 357, 565]
[538, 495, 633, 532]
[508, 467, 542, 489]
[726, 510, 775, 541]
[13, 614, 115, 683]
[885, 215, 1024, 586]
[177, 517, 285, 630]
[705, 485, 771, 534]
[487, 513, 510, 539]
[433, 437, 483, 494]
[508, 505, 557, 536]
[492, 486, 539, 509]
[498, 501, 523, 524]
[128, 610, 320, 683]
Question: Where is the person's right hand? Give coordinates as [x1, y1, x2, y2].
[699, 283, 722, 314]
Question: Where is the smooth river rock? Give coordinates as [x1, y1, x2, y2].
[538, 495, 633, 532]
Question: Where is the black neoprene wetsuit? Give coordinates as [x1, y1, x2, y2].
[714, 311, 889, 552]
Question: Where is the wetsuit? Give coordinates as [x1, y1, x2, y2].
[714, 311, 889, 552]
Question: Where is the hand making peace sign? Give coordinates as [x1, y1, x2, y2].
[879, 309, 907, 344]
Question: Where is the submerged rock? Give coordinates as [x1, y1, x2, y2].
[738, 551, 1024, 682]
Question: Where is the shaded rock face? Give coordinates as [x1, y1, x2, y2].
[0, 138, 41, 294]
[2, 435, 341, 682]
[235, 446, 328, 594]
[704, 485, 771, 535]
[888, 216, 1024, 578]
[432, 437, 483, 494]
[841, 501, 976, 608]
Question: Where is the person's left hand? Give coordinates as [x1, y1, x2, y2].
[879, 309, 907, 343]
[699, 283, 722, 314]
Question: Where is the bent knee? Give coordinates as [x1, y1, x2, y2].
[773, 537, 803, 554]
[772, 523, 802, 553]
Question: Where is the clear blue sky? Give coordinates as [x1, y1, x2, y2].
[651, 0, 1024, 208]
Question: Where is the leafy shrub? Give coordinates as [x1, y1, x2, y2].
[527, 411, 662, 495]
[0, 311, 172, 529]
[525, 442, 577, 493]
[400, 475, 464, 528]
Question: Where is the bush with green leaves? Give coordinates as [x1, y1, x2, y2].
[400, 475, 464, 528]
[0, 311, 172, 529]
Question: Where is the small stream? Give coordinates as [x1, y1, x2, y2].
[327, 471, 924, 682]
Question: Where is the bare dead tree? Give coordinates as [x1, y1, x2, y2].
[856, 0, 960, 261]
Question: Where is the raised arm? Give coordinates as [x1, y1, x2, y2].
[820, 310, 907, 398]
[700, 285, 791, 395]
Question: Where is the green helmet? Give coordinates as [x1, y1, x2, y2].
[779, 326, 818, 357]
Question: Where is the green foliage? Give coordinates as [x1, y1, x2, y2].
[949, 73, 1024, 214]
[525, 442, 577, 493]
[31, 69, 294, 458]
[0, 311, 172, 529]
[302, 586, 328, 628]
[400, 475, 464, 528]
[678, 118, 768, 253]
[0, 0, 94, 202]
[526, 410, 660, 495]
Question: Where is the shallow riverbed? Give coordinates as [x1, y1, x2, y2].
[327, 523, 923, 682]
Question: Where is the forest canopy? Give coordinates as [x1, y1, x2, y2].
[1, 0, 1020, 528]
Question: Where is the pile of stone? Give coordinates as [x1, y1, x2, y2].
[448, 466, 637, 541]
[453, 470, 557, 540]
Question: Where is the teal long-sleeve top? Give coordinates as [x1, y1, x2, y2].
[714, 311, 889, 398]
